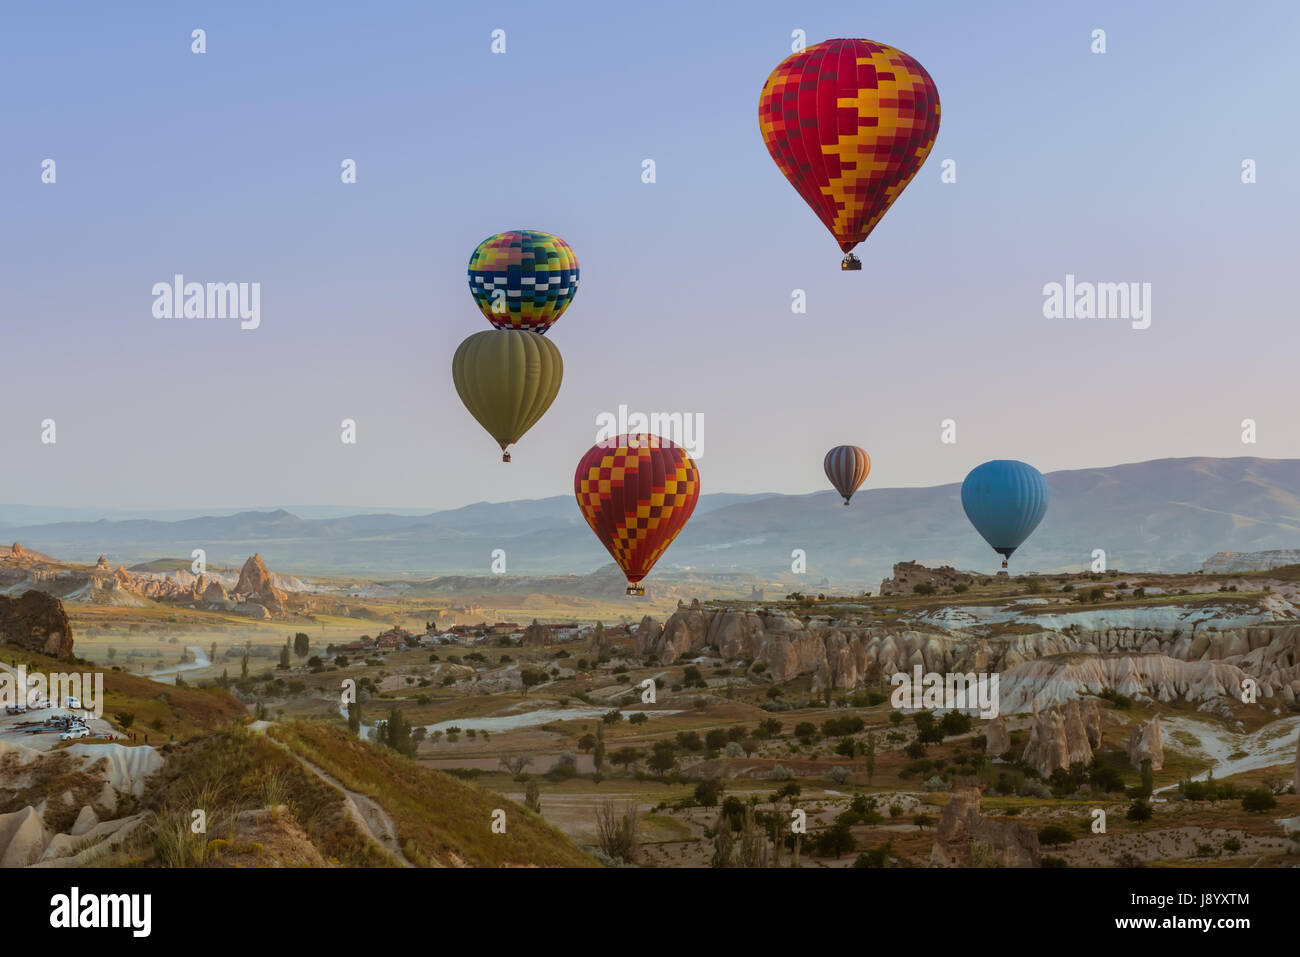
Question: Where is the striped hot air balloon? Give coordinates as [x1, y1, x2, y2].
[960, 460, 1049, 568]
[824, 445, 871, 505]
[758, 38, 940, 269]
[574, 434, 700, 596]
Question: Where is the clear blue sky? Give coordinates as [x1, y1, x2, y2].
[2, 0, 1297, 512]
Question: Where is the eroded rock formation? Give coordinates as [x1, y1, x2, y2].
[880, 561, 983, 596]
[985, 715, 1011, 756]
[930, 780, 1039, 867]
[0, 590, 73, 659]
[1127, 715, 1164, 771]
[232, 554, 286, 614]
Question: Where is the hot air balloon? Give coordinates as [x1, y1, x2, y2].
[960, 460, 1049, 568]
[452, 329, 562, 462]
[758, 38, 940, 270]
[824, 445, 871, 505]
[574, 434, 700, 596]
[468, 230, 579, 333]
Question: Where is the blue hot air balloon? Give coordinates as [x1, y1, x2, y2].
[960, 460, 1049, 568]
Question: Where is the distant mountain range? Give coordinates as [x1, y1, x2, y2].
[2, 458, 1298, 589]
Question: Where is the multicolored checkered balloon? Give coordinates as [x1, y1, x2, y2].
[574, 434, 700, 595]
[759, 39, 940, 257]
[468, 230, 579, 333]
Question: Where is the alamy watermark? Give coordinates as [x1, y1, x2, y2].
[1042, 274, 1150, 330]
[595, 404, 704, 459]
[890, 665, 1000, 719]
[1, 666, 104, 717]
[152, 274, 261, 330]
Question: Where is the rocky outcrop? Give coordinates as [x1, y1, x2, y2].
[1022, 705, 1071, 778]
[1083, 696, 1104, 749]
[985, 716, 1011, 756]
[1062, 699, 1095, 766]
[1127, 715, 1164, 771]
[632, 616, 663, 656]
[880, 561, 983, 596]
[609, 599, 1300, 713]
[94, 555, 110, 572]
[1202, 550, 1300, 574]
[1295, 734, 1299, 794]
[0, 590, 74, 659]
[201, 577, 232, 607]
[1019, 699, 1102, 776]
[232, 554, 286, 613]
[930, 781, 1039, 867]
[587, 623, 610, 655]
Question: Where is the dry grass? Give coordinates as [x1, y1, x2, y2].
[270, 721, 598, 867]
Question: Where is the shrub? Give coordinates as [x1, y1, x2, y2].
[1037, 825, 1076, 846]
[1125, 800, 1153, 822]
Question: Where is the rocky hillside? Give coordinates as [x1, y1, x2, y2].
[0, 547, 305, 620]
[633, 569, 1300, 718]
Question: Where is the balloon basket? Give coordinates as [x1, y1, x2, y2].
[840, 253, 862, 271]
[626, 584, 645, 597]
[1001, 560, 1008, 569]
[502, 451, 511, 463]
[843, 499, 851, 506]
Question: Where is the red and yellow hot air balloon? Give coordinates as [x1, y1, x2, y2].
[574, 434, 700, 596]
[758, 38, 940, 270]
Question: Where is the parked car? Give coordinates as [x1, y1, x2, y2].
[59, 727, 92, 740]
[64, 696, 82, 710]
[5, 705, 27, 715]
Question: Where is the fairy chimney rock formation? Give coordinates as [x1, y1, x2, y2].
[232, 554, 286, 613]
[985, 715, 1011, 756]
[930, 780, 1040, 868]
[1127, 715, 1164, 771]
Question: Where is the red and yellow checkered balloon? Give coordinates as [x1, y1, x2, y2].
[574, 434, 700, 590]
[759, 38, 940, 255]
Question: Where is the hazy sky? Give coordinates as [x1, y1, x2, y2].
[3, 0, 1298, 513]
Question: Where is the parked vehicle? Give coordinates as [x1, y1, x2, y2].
[59, 727, 92, 741]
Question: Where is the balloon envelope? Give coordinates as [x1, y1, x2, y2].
[468, 230, 579, 333]
[824, 445, 871, 505]
[574, 434, 700, 592]
[452, 329, 563, 460]
[960, 460, 1049, 560]
[758, 38, 940, 255]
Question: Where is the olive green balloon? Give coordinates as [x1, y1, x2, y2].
[452, 329, 563, 460]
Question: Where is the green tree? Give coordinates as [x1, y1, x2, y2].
[379, 708, 416, 757]
[209, 641, 217, 664]
[240, 652, 249, 680]
[593, 722, 605, 772]
[694, 778, 724, 807]
[278, 646, 291, 670]
[647, 741, 677, 776]
[864, 732, 877, 783]
[611, 746, 642, 771]
[347, 699, 361, 734]
[293, 632, 310, 657]
[1139, 758, 1154, 799]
